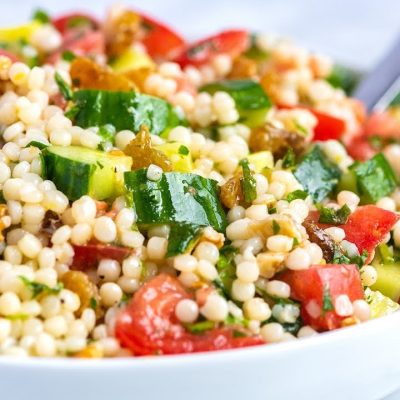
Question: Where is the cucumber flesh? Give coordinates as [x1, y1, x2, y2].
[43, 146, 132, 201]
[371, 263, 400, 302]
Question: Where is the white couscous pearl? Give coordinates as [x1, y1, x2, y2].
[146, 164, 163, 181]
[304, 242, 323, 264]
[260, 323, 284, 343]
[93, 217, 117, 243]
[18, 233, 42, 258]
[352, 299, 371, 321]
[0, 292, 21, 316]
[231, 279, 255, 302]
[147, 237, 168, 260]
[285, 247, 311, 270]
[115, 208, 136, 230]
[376, 197, 396, 212]
[197, 260, 218, 281]
[35, 333, 56, 357]
[100, 282, 123, 307]
[200, 293, 228, 322]
[71, 196, 96, 223]
[0, 319, 12, 342]
[360, 265, 378, 287]
[115, 130, 135, 150]
[175, 299, 199, 323]
[324, 227, 345, 243]
[122, 257, 141, 279]
[194, 242, 219, 264]
[174, 254, 197, 272]
[120, 230, 144, 248]
[97, 259, 121, 282]
[265, 280, 291, 298]
[227, 206, 246, 223]
[71, 223, 92, 245]
[267, 235, 293, 252]
[236, 261, 259, 283]
[337, 190, 360, 210]
[243, 298, 271, 321]
[297, 326, 318, 338]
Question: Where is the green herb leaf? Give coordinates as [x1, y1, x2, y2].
[61, 50, 77, 62]
[32, 8, 50, 23]
[326, 65, 361, 95]
[25, 140, 49, 150]
[350, 153, 397, 204]
[214, 245, 238, 298]
[178, 145, 189, 156]
[89, 297, 98, 310]
[317, 204, 351, 225]
[272, 220, 280, 234]
[185, 320, 216, 334]
[239, 158, 257, 204]
[378, 243, 395, 265]
[55, 72, 73, 101]
[19, 276, 63, 299]
[322, 285, 334, 312]
[286, 190, 308, 202]
[294, 145, 341, 202]
[282, 147, 296, 168]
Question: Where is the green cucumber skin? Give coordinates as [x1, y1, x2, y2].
[124, 169, 227, 233]
[72, 90, 180, 135]
[43, 150, 94, 201]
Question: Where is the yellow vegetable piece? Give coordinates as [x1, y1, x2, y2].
[0, 21, 41, 43]
[155, 142, 193, 172]
[247, 151, 274, 173]
[365, 288, 400, 319]
[111, 48, 155, 73]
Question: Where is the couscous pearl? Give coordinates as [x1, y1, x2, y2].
[0, 319, 12, 342]
[71, 223, 92, 245]
[93, 217, 117, 243]
[3, 178, 23, 200]
[44, 316, 68, 338]
[81, 308, 96, 332]
[115, 130, 135, 150]
[67, 320, 88, 338]
[231, 279, 255, 302]
[122, 257, 141, 279]
[227, 205, 246, 223]
[20, 301, 41, 317]
[120, 230, 144, 248]
[59, 290, 80, 313]
[117, 276, 139, 294]
[324, 227, 345, 243]
[243, 298, 271, 321]
[17, 233, 42, 259]
[334, 294, 353, 317]
[64, 337, 86, 353]
[0, 292, 21, 316]
[19, 184, 43, 203]
[197, 260, 218, 281]
[175, 299, 199, 323]
[194, 242, 219, 264]
[49, 130, 72, 146]
[35, 333, 56, 357]
[34, 268, 57, 288]
[376, 197, 396, 212]
[97, 259, 121, 282]
[100, 283, 123, 307]
[178, 271, 199, 288]
[174, 254, 197, 272]
[353, 299, 371, 322]
[38, 247, 56, 269]
[360, 265, 378, 287]
[260, 323, 284, 343]
[51, 225, 71, 245]
[71, 196, 96, 223]
[200, 293, 228, 322]
[297, 326, 318, 338]
[268, 181, 286, 200]
[337, 190, 360, 210]
[304, 242, 324, 264]
[285, 247, 311, 270]
[115, 208, 136, 230]
[266, 280, 291, 298]
[245, 205, 268, 221]
[40, 295, 61, 319]
[267, 235, 293, 252]
[0, 162, 11, 183]
[236, 261, 259, 283]
[146, 164, 163, 181]
[147, 237, 168, 260]
[9, 62, 30, 85]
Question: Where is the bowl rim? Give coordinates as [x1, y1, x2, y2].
[0, 310, 399, 370]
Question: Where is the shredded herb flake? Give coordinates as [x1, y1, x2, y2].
[322, 285, 334, 312]
[61, 50, 77, 62]
[19, 276, 63, 299]
[282, 147, 296, 168]
[239, 158, 257, 204]
[178, 145, 189, 156]
[185, 320, 215, 334]
[317, 204, 351, 225]
[55, 72, 73, 101]
[32, 8, 50, 23]
[272, 220, 280, 234]
[286, 190, 308, 202]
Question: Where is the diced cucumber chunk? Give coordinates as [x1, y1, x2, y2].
[155, 142, 193, 172]
[43, 146, 132, 201]
[247, 151, 274, 173]
[365, 288, 400, 318]
[371, 264, 400, 302]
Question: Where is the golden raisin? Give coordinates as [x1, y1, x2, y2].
[105, 9, 141, 57]
[219, 175, 242, 209]
[74, 344, 103, 358]
[124, 66, 154, 91]
[61, 270, 102, 318]
[70, 57, 135, 92]
[228, 56, 258, 79]
[124, 125, 172, 171]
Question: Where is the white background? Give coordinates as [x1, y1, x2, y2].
[1, 0, 400, 70]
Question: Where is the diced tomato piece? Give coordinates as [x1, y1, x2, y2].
[174, 30, 249, 67]
[365, 111, 400, 139]
[139, 13, 185, 60]
[72, 243, 133, 270]
[115, 274, 263, 355]
[279, 264, 364, 331]
[346, 136, 376, 161]
[52, 13, 100, 35]
[307, 205, 399, 263]
[278, 104, 346, 141]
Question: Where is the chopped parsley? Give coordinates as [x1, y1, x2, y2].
[89, 297, 98, 310]
[317, 204, 351, 225]
[214, 245, 238, 298]
[282, 147, 296, 168]
[55, 72, 73, 101]
[272, 220, 281, 234]
[61, 50, 77, 62]
[332, 248, 368, 269]
[322, 285, 334, 312]
[32, 8, 50, 23]
[19, 276, 63, 299]
[286, 190, 308, 202]
[185, 320, 215, 334]
[239, 158, 257, 204]
[178, 145, 189, 156]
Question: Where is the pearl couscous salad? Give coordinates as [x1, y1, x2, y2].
[0, 6, 398, 358]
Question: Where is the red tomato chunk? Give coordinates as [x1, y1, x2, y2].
[279, 264, 364, 331]
[115, 274, 263, 355]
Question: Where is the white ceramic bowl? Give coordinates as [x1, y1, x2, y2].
[1, 312, 400, 400]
